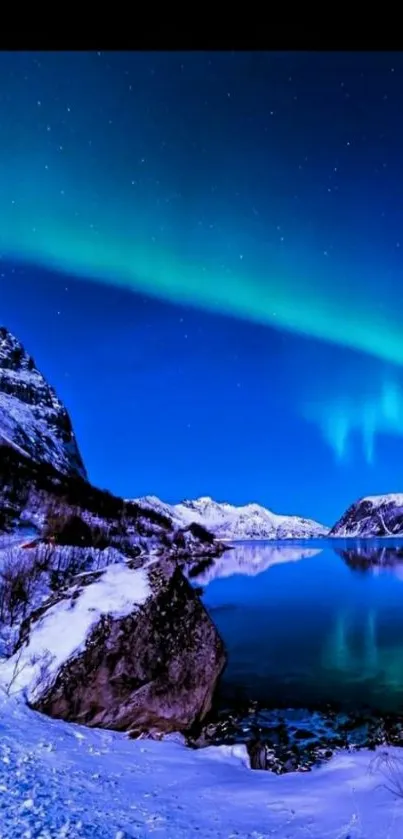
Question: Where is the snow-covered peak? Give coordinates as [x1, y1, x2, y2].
[134, 495, 328, 540]
[0, 326, 87, 479]
[361, 493, 403, 506]
[181, 497, 226, 515]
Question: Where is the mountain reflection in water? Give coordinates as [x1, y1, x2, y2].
[189, 542, 323, 585]
[198, 539, 403, 713]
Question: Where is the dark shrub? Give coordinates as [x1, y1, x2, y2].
[44, 512, 93, 547]
[0, 546, 53, 627]
[188, 522, 216, 545]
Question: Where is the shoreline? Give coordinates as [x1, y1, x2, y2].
[193, 700, 403, 773]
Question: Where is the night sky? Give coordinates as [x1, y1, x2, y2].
[1, 50, 403, 526]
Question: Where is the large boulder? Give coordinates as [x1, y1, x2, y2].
[0, 557, 226, 735]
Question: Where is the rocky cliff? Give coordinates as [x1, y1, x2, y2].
[0, 326, 86, 480]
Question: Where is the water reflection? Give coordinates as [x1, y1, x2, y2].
[200, 539, 403, 712]
[338, 542, 403, 580]
[322, 608, 380, 679]
[322, 544, 403, 696]
[190, 542, 323, 585]
[322, 606, 403, 696]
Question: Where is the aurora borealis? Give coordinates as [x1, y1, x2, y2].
[2, 50, 403, 522]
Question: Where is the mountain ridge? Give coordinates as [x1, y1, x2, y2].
[133, 495, 329, 540]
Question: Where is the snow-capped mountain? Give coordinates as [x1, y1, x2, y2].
[134, 495, 328, 540]
[0, 326, 86, 479]
[330, 493, 403, 537]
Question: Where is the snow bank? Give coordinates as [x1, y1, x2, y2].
[1, 694, 403, 838]
[0, 563, 151, 699]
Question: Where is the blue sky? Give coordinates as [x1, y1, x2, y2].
[2, 50, 403, 525]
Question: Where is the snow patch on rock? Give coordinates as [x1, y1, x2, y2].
[0, 562, 151, 700]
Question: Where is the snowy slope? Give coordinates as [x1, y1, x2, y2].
[331, 493, 403, 537]
[1, 694, 403, 838]
[0, 326, 86, 479]
[135, 495, 328, 540]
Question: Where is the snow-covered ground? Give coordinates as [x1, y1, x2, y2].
[1, 694, 403, 838]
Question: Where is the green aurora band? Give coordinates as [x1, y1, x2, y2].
[2, 200, 402, 369]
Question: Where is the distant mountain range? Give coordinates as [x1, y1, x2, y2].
[133, 495, 329, 541]
[135, 492, 403, 543]
[2, 325, 403, 544]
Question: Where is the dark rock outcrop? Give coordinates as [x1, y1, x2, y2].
[9, 558, 226, 735]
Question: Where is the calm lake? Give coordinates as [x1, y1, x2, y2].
[195, 540, 403, 715]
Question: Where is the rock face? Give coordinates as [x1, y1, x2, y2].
[330, 494, 403, 538]
[3, 558, 226, 735]
[135, 495, 328, 540]
[0, 326, 86, 480]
